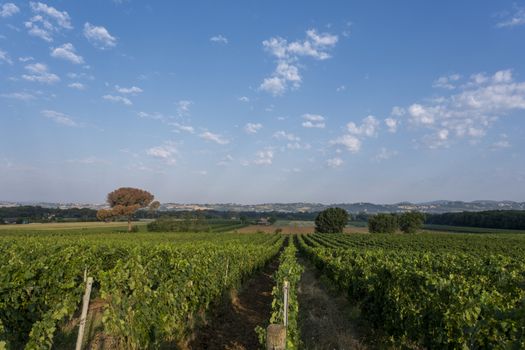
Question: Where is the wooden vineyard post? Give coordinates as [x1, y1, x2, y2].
[75, 277, 93, 350]
[224, 258, 229, 285]
[266, 324, 286, 350]
[266, 280, 290, 349]
[283, 280, 289, 327]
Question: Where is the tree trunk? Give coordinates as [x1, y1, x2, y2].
[128, 217, 132, 232]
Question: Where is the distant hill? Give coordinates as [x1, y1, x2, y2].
[160, 201, 525, 214]
[1, 200, 524, 214]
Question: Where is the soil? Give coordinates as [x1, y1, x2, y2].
[297, 258, 369, 350]
[188, 258, 279, 350]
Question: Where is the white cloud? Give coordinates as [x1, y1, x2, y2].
[25, 18, 53, 41]
[51, 43, 84, 64]
[273, 130, 310, 151]
[102, 94, 132, 105]
[331, 116, 379, 153]
[210, 34, 228, 44]
[83, 22, 117, 49]
[68, 82, 85, 90]
[200, 131, 229, 145]
[385, 118, 398, 133]
[67, 72, 94, 80]
[41, 110, 77, 127]
[286, 142, 311, 150]
[336, 85, 346, 92]
[138, 111, 166, 121]
[0, 3, 19, 17]
[25, 2, 72, 42]
[327, 157, 343, 168]
[260, 77, 286, 96]
[19, 56, 34, 62]
[423, 130, 450, 149]
[432, 74, 461, 89]
[404, 69, 525, 148]
[260, 29, 338, 95]
[492, 140, 511, 149]
[176, 100, 192, 117]
[408, 104, 435, 125]
[22, 63, 60, 84]
[217, 154, 234, 166]
[238, 96, 250, 102]
[67, 156, 110, 165]
[146, 142, 177, 165]
[0, 49, 13, 64]
[253, 149, 274, 165]
[170, 122, 194, 133]
[244, 123, 263, 134]
[115, 85, 143, 94]
[493, 69, 512, 83]
[469, 73, 489, 85]
[374, 147, 398, 161]
[30, 2, 72, 28]
[347, 115, 379, 136]
[1, 92, 36, 100]
[273, 130, 300, 141]
[342, 21, 352, 38]
[492, 134, 511, 150]
[331, 134, 361, 153]
[302, 113, 326, 128]
[497, 7, 525, 28]
[391, 106, 406, 117]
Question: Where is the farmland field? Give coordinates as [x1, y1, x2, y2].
[298, 232, 525, 348]
[0, 227, 283, 349]
[1, 224, 524, 349]
[0, 221, 149, 231]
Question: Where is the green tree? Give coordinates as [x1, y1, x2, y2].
[368, 213, 399, 233]
[97, 187, 156, 232]
[239, 215, 249, 225]
[399, 211, 425, 233]
[315, 207, 349, 233]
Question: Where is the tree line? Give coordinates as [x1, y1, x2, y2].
[0, 206, 98, 223]
[314, 208, 425, 234]
[425, 210, 525, 230]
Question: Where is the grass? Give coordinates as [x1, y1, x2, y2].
[274, 220, 315, 227]
[0, 220, 150, 231]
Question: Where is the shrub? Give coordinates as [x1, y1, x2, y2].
[315, 207, 349, 233]
[399, 211, 425, 233]
[147, 217, 210, 232]
[368, 213, 398, 233]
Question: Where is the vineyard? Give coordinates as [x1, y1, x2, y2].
[0, 226, 524, 349]
[0, 231, 282, 349]
[298, 233, 525, 349]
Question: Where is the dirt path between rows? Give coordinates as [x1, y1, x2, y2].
[297, 258, 369, 350]
[188, 258, 279, 350]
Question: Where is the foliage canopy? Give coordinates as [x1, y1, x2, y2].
[314, 207, 349, 233]
[368, 213, 399, 233]
[97, 187, 156, 232]
[399, 211, 425, 233]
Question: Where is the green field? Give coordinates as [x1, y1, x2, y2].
[0, 227, 281, 349]
[1, 224, 524, 349]
[299, 232, 525, 348]
[0, 221, 148, 231]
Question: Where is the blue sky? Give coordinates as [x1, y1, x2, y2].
[1, 0, 525, 204]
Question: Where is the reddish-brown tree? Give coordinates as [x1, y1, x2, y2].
[97, 187, 156, 232]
